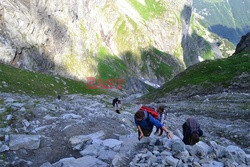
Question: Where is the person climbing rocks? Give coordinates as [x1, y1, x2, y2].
[134, 109, 173, 140]
[154, 106, 166, 136]
[112, 97, 121, 114]
[115, 100, 122, 114]
[182, 117, 203, 145]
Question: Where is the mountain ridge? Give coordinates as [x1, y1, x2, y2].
[0, 0, 234, 87]
[193, 0, 250, 45]
[142, 33, 250, 102]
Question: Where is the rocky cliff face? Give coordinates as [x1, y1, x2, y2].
[0, 0, 232, 83]
[234, 32, 250, 55]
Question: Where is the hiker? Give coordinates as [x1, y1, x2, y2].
[154, 106, 165, 136]
[115, 100, 122, 114]
[112, 97, 119, 113]
[134, 109, 173, 140]
[182, 118, 203, 145]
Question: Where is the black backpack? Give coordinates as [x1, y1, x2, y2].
[112, 98, 118, 107]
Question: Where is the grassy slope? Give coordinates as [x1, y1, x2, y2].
[190, 13, 235, 59]
[97, 47, 128, 80]
[127, 0, 166, 20]
[141, 48, 173, 81]
[144, 52, 250, 100]
[0, 63, 106, 97]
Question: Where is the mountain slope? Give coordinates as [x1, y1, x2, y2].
[0, 0, 235, 87]
[193, 0, 250, 45]
[0, 63, 106, 97]
[0, 0, 188, 83]
[143, 51, 250, 101]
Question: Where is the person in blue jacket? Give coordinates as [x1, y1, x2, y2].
[134, 110, 173, 140]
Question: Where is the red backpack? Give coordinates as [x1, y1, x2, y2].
[140, 106, 158, 119]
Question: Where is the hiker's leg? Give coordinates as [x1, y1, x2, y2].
[154, 128, 159, 135]
[142, 129, 152, 137]
[159, 129, 163, 136]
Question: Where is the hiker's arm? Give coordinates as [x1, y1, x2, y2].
[149, 115, 162, 128]
[137, 126, 144, 139]
[149, 115, 173, 139]
[161, 126, 173, 139]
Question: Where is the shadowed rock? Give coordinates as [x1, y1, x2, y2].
[234, 32, 250, 54]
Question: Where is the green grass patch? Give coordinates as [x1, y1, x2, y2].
[0, 98, 3, 105]
[0, 63, 105, 97]
[128, 0, 166, 20]
[97, 47, 128, 81]
[201, 41, 214, 60]
[0, 154, 6, 161]
[156, 63, 173, 79]
[115, 18, 142, 55]
[141, 48, 174, 80]
[116, 20, 133, 53]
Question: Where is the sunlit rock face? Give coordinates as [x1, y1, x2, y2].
[0, 0, 229, 83]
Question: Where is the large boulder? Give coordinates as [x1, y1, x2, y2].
[189, 141, 212, 158]
[69, 135, 92, 151]
[69, 131, 104, 150]
[40, 162, 53, 167]
[209, 141, 226, 158]
[170, 139, 186, 153]
[173, 150, 190, 162]
[102, 139, 122, 149]
[0, 144, 9, 152]
[52, 156, 108, 167]
[173, 130, 184, 139]
[80, 145, 99, 157]
[225, 145, 246, 164]
[97, 150, 117, 161]
[112, 155, 123, 167]
[163, 156, 179, 167]
[9, 135, 40, 150]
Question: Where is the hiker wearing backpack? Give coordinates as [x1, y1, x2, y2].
[154, 106, 165, 136]
[112, 97, 119, 113]
[134, 107, 173, 140]
[182, 118, 203, 145]
[115, 100, 122, 114]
